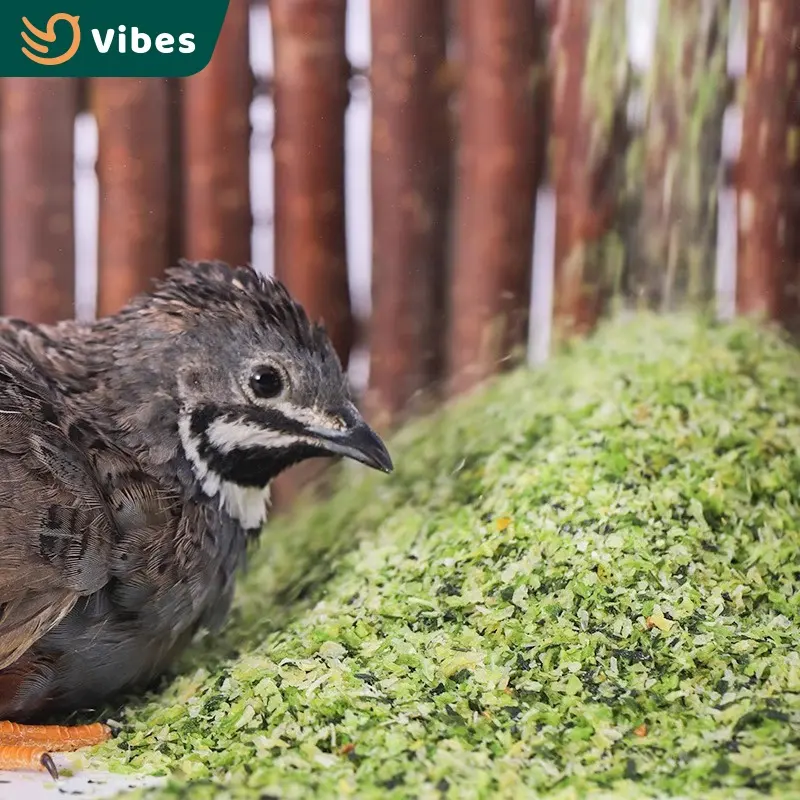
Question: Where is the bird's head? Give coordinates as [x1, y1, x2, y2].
[128, 261, 391, 524]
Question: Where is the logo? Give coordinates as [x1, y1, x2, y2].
[21, 13, 81, 65]
[0, 1, 230, 77]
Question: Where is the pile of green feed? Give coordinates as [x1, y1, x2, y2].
[90, 315, 800, 799]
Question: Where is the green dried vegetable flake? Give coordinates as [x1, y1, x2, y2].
[90, 315, 800, 798]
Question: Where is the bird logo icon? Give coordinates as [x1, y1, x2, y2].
[21, 13, 81, 66]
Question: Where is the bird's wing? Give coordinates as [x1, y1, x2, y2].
[0, 354, 116, 670]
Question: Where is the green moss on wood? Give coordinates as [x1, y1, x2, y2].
[558, 0, 631, 334]
[584, 0, 628, 133]
[633, 0, 730, 310]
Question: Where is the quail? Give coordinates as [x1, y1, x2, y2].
[0, 260, 392, 777]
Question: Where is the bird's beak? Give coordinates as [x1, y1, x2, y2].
[310, 418, 394, 473]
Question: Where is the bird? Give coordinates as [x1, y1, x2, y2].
[0, 260, 393, 778]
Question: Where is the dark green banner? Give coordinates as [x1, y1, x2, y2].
[1, 0, 230, 76]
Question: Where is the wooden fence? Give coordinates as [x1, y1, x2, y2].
[0, 0, 795, 437]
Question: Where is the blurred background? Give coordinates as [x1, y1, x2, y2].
[0, 0, 790, 502]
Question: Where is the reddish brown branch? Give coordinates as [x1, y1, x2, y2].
[270, 0, 353, 365]
[366, 0, 452, 426]
[94, 79, 174, 316]
[448, 0, 543, 395]
[0, 79, 77, 322]
[736, 2, 800, 325]
[182, 0, 253, 267]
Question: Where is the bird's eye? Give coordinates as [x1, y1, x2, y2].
[249, 365, 284, 399]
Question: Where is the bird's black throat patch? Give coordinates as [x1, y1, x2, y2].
[204, 442, 327, 487]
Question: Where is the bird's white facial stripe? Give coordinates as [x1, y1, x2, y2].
[207, 418, 312, 454]
[207, 401, 353, 453]
[271, 401, 348, 432]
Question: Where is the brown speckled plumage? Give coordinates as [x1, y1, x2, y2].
[0, 261, 392, 722]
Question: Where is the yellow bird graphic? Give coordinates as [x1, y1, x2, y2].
[21, 13, 81, 66]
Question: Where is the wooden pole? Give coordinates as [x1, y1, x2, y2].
[168, 80, 185, 271]
[271, 0, 353, 366]
[737, 1, 800, 326]
[448, 0, 542, 396]
[550, 0, 630, 341]
[94, 79, 173, 316]
[0, 79, 77, 322]
[634, 0, 730, 311]
[182, 0, 252, 267]
[367, 0, 451, 426]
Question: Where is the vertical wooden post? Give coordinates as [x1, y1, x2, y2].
[183, 0, 252, 267]
[634, 0, 730, 311]
[449, 0, 542, 396]
[0, 79, 77, 322]
[168, 80, 185, 271]
[737, 1, 800, 326]
[94, 79, 173, 316]
[367, 0, 451, 426]
[551, 0, 630, 341]
[271, 0, 353, 365]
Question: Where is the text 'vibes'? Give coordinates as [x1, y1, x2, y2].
[92, 26, 195, 55]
